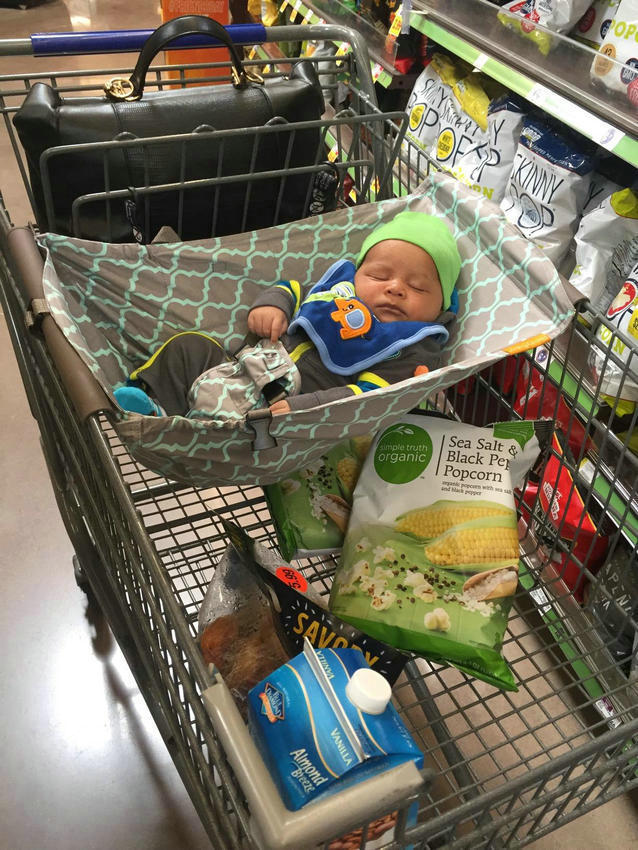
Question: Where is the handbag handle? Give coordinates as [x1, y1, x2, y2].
[104, 14, 261, 101]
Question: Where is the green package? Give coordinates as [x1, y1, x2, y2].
[329, 412, 546, 691]
[264, 435, 372, 560]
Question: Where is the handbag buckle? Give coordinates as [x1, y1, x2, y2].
[231, 66, 264, 88]
[104, 77, 139, 101]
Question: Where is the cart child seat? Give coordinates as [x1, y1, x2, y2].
[28, 172, 574, 486]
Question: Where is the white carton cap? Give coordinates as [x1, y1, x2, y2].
[345, 668, 392, 715]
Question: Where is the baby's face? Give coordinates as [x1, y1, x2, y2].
[354, 240, 444, 323]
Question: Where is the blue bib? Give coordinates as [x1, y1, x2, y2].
[287, 259, 450, 376]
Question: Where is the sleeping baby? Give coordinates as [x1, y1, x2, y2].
[114, 211, 461, 420]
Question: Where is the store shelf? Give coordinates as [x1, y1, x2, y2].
[279, 0, 413, 89]
[411, 0, 638, 169]
[519, 556, 638, 732]
[578, 458, 638, 548]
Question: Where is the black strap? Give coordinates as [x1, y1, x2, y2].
[261, 380, 288, 405]
[126, 16, 246, 99]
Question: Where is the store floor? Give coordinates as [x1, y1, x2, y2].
[1, 2, 637, 848]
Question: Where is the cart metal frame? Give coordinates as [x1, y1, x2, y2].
[0, 20, 637, 850]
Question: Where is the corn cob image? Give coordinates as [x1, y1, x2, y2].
[351, 434, 373, 460]
[396, 499, 514, 539]
[337, 455, 361, 495]
[423, 516, 519, 566]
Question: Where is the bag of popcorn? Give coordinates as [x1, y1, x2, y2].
[403, 53, 465, 158]
[590, 263, 638, 400]
[570, 187, 638, 307]
[264, 435, 372, 559]
[499, 0, 593, 54]
[500, 115, 594, 265]
[573, 0, 621, 47]
[590, 0, 638, 100]
[438, 87, 526, 204]
[329, 412, 548, 691]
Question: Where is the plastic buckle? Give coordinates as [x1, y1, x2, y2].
[25, 298, 49, 333]
[261, 379, 288, 406]
[246, 408, 277, 451]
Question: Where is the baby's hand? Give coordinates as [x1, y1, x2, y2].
[270, 400, 291, 415]
[247, 306, 289, 342]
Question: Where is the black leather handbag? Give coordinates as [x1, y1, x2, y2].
[13, 15, 325, 242]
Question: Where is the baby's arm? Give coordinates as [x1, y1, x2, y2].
[271, 343, 443, 414]
[248, 306, 288, 342]
[271, 385, 360, 414]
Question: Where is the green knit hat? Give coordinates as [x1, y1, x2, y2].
[356, 212, 461, 311]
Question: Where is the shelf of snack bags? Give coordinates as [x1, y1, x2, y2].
[274, 0, 420, 89]
[409, 0, 638, 168]
[440, 297, 638, 730]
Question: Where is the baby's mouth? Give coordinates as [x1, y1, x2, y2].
[376, 304, 404, 319]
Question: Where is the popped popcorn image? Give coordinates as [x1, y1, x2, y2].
[424, 608, 451, 632]
[279, 479, 300, 495]
[309, 488, 327, 522]
[351, 559, 370, 580]
[355, 537, 371, 552]
[414, 582, 437, 603]
[403, 570, 425, 588]
[299, 460, 323, 479]
[373, 545, 396, 564]
[371, 591, 397, 611]
[373, 566, 395, 581]
[360, 577, 388, 596]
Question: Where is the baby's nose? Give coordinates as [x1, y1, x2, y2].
[386, 278, 405, 295]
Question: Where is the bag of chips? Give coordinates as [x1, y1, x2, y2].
[329, 412, 549, 691]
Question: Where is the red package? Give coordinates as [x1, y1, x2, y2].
[513, 360, 592, 459]
[522, 433, 609, 601]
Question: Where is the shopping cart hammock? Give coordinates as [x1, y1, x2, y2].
[38, 172, 574, 487]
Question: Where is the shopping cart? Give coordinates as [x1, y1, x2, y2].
[1, 20, 637, 850]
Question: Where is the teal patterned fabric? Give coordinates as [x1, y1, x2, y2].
[39, 172, 574, 486]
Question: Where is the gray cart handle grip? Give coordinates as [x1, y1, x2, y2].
[8, 227, 112, 422]
[202, 676, 426, 850]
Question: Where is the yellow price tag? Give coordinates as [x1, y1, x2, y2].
[335, 43, 350, 56]
[349, 187, 358, 202]
[389, 13, 402, 36]
[280, 0, 290, 10]
[328, 144, 339, 163]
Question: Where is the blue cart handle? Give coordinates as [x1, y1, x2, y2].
[30, 23, 267, 57]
